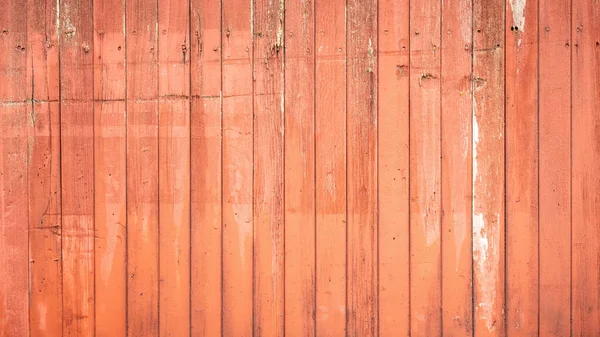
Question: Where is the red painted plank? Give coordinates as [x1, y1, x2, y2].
[126, 0, 159, 334]
[538, 0, 571, 334]
[93, 0, 126, 335]
[506, 0, 539, 333]
[441, 0, 473, 334]
[409, 0, 442, 333]
[346, 0, 378, 335]
[221, 0, 253, 334]
[27, 0, 62, 334]
[284, 0, 316, 335]
[59, 0, 95, 334]
[314, 0, 347, 335]
[472, 0, 505, 335]
[190, 0, 222, 335]
[572, 0, 600, 334]
[252, 0, 285, 335]
[377, 0, 410, 334]
[0, 0, 29, 335]
[158, 0, 191, 335]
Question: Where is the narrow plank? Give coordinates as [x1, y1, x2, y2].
[506, 0, 539, 333]
[409, 0, 442, 333]
[27, 0, 62, 334]
[314, 0, 347, 335]
[126, 0, 159, 334]
[221, 0, 253, 334]
[440, 0, 473, 334]
[158, 0, 191, 335]
[472, 0, 505, 335]
[346, 0, 378, 335]
[0, 0, 29, 334]
[59, 0, 95, 334]
[190, 0, 222, 335]
[252, 0, 285, 335]
[538, 0, 571, 335]
[571, 0, 600, 334]
[284, 0, 316, 335]
[377, 0, 410, 334]
[93, 0, 126, 335]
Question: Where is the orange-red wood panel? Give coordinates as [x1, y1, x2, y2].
[221, 0, 253, 335]
[27, 0, 62, 335]
[472, 0, 505, 336]
[572, 0, 600, 334]
[126, 0, 159, 335]
[253, 0, 285, 335]
[284, 0, 316, 335]
[0, 0, 28, 335]
[441, 0, 473, 334]
[59, 0, 95, 335]
[506, 0, 539, 333]
[190, 0, 222, 335]
[315, 0, 347, 336]
[409, 0, 442, 334]
[378, 0, 410, 334]
[346, 0, 378, 335]
[93, 0, 127, 335]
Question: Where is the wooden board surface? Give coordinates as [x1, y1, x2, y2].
[1, 0, 599, 335]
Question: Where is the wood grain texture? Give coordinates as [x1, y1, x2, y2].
[190, 0, 222, 335]
[315, 0, 347, 335]
[472, 0, 505, 335]
[59, 0, 95, 334]
[538, 0, 571, 335]
[252, 0, 285, 335]
[0, 0, 29, 335]
[93, 0, 126, 335]
[506, 0, 539, 333]
[441, 0, 473, 334]
[377, 0, 410, 335]
[27, 0, 62, 335]
[158, 0, 191, 335]
[571, 0, 600, 334]
[284, 0, 316, 336]
[346, 0, 378, 335]
[126, 0, 159, 334]
[221, 0, 253, 335]
[409, 0, 442, 334]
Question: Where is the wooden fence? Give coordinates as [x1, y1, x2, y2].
[1, 0, 599, 335]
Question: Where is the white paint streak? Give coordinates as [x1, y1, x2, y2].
[509, 0, 527, 31]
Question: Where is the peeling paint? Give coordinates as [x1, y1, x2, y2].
[509, 0, 527, 31]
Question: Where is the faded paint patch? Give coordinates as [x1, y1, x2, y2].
[509, 0, 527, 31]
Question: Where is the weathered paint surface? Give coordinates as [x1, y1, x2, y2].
[0, 0, 599, 336]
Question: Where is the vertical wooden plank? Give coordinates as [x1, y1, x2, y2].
[409, 0, 442, 333]
[441, 0, 473, 334]
[346, 0, 377, 335]
[93, 0, 127, 335]
[314, 0, 347, 335]
[126, 0, 159, 334]
[378, 0, 410, 334]
[252, 0, 284, 335]
[190, 0, 222, 335]
[221, 0, 253, 334]
[0, 0, 29, 334]
[59, 0, 95, 334]
[284, 0, 316, 335]
[506, 0, 539, 334]
[27, 0, 62, 334]
[472, 0, 505, 335]
[158, 0, 191, 335]
[539, 0, 571, 335]
[571, 0, 600, 334]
